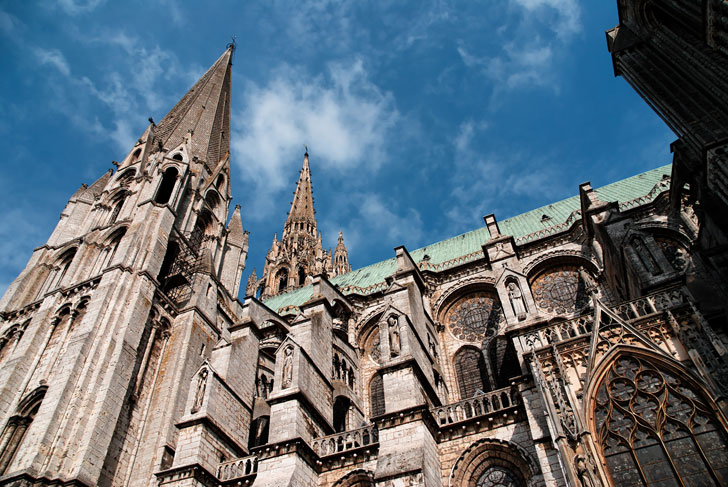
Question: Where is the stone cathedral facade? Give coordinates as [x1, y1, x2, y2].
[1, 2, 728, 486]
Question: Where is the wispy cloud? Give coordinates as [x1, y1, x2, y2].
[232, 60, 400, 217]
[55, 0, 107, 15]
[456, 0, 581, 101]
[444, 120, 568, 233]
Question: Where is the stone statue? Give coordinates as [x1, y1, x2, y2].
[282, 346, 294, 389]
[388, 315, 400, 357]
[192, 367, 208, 413]
[575, 454, 602, 487]
[508, 281, 527, 317]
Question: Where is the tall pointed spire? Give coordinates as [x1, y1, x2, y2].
[287, 150, 316, 223]
[155, 46, 233, 168]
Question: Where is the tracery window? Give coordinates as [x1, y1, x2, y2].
[655, 237, 688, 272]
[444, 292, 503, 342]
[476, 466, 522, 487]
[594, 354, 728, 486]
[531, 265, 589, 314]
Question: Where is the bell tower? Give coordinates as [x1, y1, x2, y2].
[0, 46, 251, 485]
[250, 150, 350, 299]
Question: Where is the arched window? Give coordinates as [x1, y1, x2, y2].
[276, 268, 288, 293]
[102, 229, 126, 270]
[189, 212, 212, 255]
[594, 353, 728, 486]
[172, 153, 183, 161]
[108, 192, 126, 225]
[205, 191, 221, 211]
[298, 267, 306, 286]
[369, 374, 385, 417]
[157, 241, 180, 287]
[451, 440, 531, 487]
[455, 347, 490, 398]
[0, 387, 45, 474]
[154, 167, 178, 205]
[53, 249, 76, 290]
[131, 148, 141, 162]
[442, 290, 504, 342]
[333, 396, 350, 433]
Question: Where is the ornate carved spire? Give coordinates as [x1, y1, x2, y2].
[286, 151, 316, 225]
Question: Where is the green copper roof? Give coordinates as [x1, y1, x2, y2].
[263, 163, 672, 315]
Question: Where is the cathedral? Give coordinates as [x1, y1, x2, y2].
[0, 1, 727, 486]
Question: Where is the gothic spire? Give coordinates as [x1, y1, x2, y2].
[287, 150, 316, 224]
[155, 46, 233, 169]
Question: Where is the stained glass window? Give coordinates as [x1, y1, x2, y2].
[445, 292, 503, 342]
[476, 466, 522, 487]
[594, 354, 728, 486]
[455, 348, 489, 397]
[370, 374, 385, 417]
[531, 266, 589, 314]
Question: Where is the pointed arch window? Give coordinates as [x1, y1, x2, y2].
[370, 374, 385, 417]
[298, 267, 306, 286]
[0, 387, 46, 474]
[155, 167, 178, 205]
[455, 347, 490, 398]
[594, 353, 728, 486]
[109, 192, 127, 225]
[276, 268, 288, 293]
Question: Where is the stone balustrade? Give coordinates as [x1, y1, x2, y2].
[432, 385, 519, 427]
[517, 287, 686, 353]
[311, 424, 378, 457]
[217, 454, 258, 482]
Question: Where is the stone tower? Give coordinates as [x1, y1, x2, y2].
[0, 46, 251, 486]
[249, 151, 350, 299]
[607, 0, 728, 297]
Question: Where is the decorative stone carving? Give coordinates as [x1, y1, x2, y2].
[191, 367, 208, 413]
[574, 454, 602, 487]
[507, 281, 527, 320]
[387, 314, 400, 358]
[281, 345, 294, 389]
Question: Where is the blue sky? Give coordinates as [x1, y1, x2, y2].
[0, 1, 674, 298]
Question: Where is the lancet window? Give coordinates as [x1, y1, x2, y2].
[594, 353, 728, 486]
[0, 388, 45, 474]
[369, 374, 385, 417]
[455, 347, 490, 398]
[155, 167, 178, 205]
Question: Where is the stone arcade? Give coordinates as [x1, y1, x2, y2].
[1, 1, 728, 486]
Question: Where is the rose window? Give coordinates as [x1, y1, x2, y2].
[445, 292, 503, 342]
[531, 266, 589, 314]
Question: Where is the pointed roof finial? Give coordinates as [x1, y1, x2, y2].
[304, 144, 308, 156]
[227, 36, 237, 53]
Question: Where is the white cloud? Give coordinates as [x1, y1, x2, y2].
[33, 48, 71, 76]
[456, 0, 580, 100]
[513, 0, 581, 37]
[444, 119, 568, 232]
[55, 0, 106, 15]
[232, 60, 400, 217]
